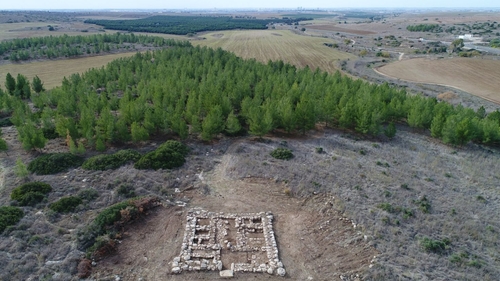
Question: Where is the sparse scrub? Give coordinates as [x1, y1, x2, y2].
[270, 148, 294, 160]
[49, 196, 83, 213]
[0, 206, 24, 233]
[10, 182, 52, 206]
[28, 153, 83, 175]
[134, 140, 189, 170]
[414, 195, 431, 213]
[82, 149, 141, 170]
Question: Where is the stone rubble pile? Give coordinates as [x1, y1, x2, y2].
[172, 209, 285, 277]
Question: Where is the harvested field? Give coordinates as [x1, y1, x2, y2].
[0, 52, 138, 89]
[193, 30, 355, 73]
[376, 58, 500, 104]
[307, 24, 376, 35]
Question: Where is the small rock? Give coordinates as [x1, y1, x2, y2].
[267, 267, 274, 274]
[277, 267, 286, 277]
[172, 266, 181, 274]
[220, 270, 234, 278]
[216, 261, 223, 271]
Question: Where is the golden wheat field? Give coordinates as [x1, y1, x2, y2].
[193, 29, 355, 73]
[0, 52, 138, 90]
[376, 58, 500, 104]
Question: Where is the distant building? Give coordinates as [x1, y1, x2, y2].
[458, 34, 473, 40]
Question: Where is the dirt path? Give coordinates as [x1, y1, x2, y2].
[91, 141, 377, 281]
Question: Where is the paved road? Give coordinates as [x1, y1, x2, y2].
[463, 43, 500, 55]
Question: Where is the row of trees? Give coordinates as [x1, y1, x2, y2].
[84, 16, 310, 35]
[406, 24, 443, 33]
[1, 45, 500, 152]
[0, 33, 191, 61]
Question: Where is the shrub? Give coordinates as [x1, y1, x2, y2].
[11, 182, 52, 206]
[377, 203, 395, 213]
[270, 148, 294, 160]
[78, 188, 99, 201]
[414, 195, 431, 213]
[116, 184, 136, 198]
[49, 196, 83, 213]
[420, 237, 451, 254]
[28, 153, 84, 175]
[134, 140, 189, 170]
[82, 149, 142, 170]
[0, 206, 24, 233]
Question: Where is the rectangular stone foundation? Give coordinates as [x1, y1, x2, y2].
[171, 209, 286, 277]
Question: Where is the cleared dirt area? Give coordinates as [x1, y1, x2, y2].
[193, 30, 355, 73]
[0, 52, 138, 89]
[376, 58, 500, 104]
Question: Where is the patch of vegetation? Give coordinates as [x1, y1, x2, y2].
[49, 196, 83, 213]
[82, 149, 141, 171]
[77, 188, 99, 201]
[134, 140, 189, 170]
[0, 118, 13, 127]
[10, 182, 52, 206]
[77, 197, 159, 255]
[420, 236, 451, 254]
[28, 153, 84, 175]
[377, 202, 395, 213]
[116, 184, 136, 198]
[414, 195, 431, 213]
[270, 148, 294, 160]
[407, 24, 442, 32]
[0, 206, 24, 233]
[85, 15, 309, 35]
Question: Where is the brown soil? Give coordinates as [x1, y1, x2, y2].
[90, 142, 377, 280]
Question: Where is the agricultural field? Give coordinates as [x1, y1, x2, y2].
[193, 29, 355, 73]
[376, 58, 500, 104]
[0, 52, 138, 89]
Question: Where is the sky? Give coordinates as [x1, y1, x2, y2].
[2, 0, 500, 10]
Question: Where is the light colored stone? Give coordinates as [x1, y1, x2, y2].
[277, 267, 286, 277]
[172, 267, 181, 274]
[217, 261, 223, 271]
[267, 267, 274, 274]
[219, 270, 234, 278]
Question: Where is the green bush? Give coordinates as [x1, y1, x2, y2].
[116, 184, 136, 198]
[11, 182, 52, 206]
[134, 140, 189, 170]
[0, 206, 24, 233]
[420, 236, 451, 254]
[82, 149, 142, 171]
[49, 196, 83, 213]
[78, 188, 99, 201]
[270, 148, 294, 160]
[28, 153, 84, 175]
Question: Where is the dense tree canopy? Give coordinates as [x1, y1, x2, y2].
[2, 41, 500, 151]
[84, 16, 311, 35]
[0, 33, 190, 61]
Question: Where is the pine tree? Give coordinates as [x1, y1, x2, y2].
[131, 121, 149, 143]
[225, 110, 241, 135]
[384, 122, 397, 139]
[77, 141, 86, 155]
[201, 105, 224, 141]
[14, 157, 29, 179]
[32, 75, 45, 93]
[0, 128, 7, 153]
[5, 73, 15, 94]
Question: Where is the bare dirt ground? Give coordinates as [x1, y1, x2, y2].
[91, 140, 377, 281]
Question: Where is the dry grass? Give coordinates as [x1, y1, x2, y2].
[0, 52, 138, 90]
[376, 58, 500, 104]
[193, 29, 355, 73]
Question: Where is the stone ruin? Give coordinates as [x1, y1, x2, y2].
[171, 209, 286, 277]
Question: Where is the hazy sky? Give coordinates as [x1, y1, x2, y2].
[3, 0, 500, 10]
